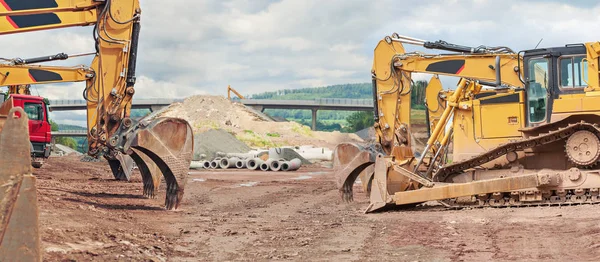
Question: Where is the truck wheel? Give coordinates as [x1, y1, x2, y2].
[31, 161, 43, 169]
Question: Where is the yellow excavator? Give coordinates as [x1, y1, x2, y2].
[336, 33, 600, 213]
[0, 1, 193, 260]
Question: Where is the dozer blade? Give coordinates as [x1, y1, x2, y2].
[0, 108, 41, 261]
[107, 153, 135, 181]
[333, 143, 375, 202]
[121, 117, 193, 210]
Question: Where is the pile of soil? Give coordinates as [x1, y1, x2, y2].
[193, 129, 251, 160]
[159, 95, 362, 149]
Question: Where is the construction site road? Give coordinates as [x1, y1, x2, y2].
[37, 156, 600, 261]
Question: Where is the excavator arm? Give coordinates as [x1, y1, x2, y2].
[0, 0, 192, 210]
[371, 34, 523, 155]
[0, 62, 92, 86]
[0, 0, 100, 34]
[336, 33, 526, 212]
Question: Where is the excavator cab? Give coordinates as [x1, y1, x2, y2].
[522, 45, 588, 127]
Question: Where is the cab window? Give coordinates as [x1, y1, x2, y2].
[527, 58, 549, 123]
[24, 103, 43, 121]
[559, 55, 588, 88]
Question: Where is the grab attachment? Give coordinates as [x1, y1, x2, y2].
[115, 116, 193, 210]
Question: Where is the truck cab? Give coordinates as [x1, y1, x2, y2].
[0, 93, 52, 167]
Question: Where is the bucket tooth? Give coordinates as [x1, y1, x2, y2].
[0, 108, 41, 261]
[106, 153, 134, 181]
[124, 117, 193, 210]
[130, 148, 162, 199]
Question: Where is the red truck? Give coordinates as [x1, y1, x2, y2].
[0, 93, 52, 168]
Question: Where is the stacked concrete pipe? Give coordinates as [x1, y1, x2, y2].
[235, 159, 247, 168]
[269, 159, 287, 171]
[210, 158, 221, 169]
[260, 159, 277, 171]
[247, 158, 264, 170]
[281, 158, 301, 171]
[219, 157, 239, 169]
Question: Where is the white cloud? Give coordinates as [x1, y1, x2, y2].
[3, 0, 598, 125]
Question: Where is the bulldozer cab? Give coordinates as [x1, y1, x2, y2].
[523, 45, 588, 127]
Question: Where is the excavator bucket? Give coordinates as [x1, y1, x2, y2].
[333, 143, 375, 202]
[120, 116, 193, 210]
[0, 108, 41, 261]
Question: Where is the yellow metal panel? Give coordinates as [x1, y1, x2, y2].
[398, 54, 522, 88]
[0, 64, 90, 86]
[480, 102, 522, 138]
[552, 97, 583, 113]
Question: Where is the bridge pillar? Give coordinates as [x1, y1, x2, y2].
[249, 105, 264, 112]
[149, 105, 165, 112]
[311, 109, 317, 131]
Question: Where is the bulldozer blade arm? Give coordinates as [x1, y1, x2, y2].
[365, 155, 395, 213]
[0, 108, 41, 261]
[124, 117, 193, 210]
[107, 153, 135, 181]
[130, 148, 162, 199]
[334, 143, 374, 202]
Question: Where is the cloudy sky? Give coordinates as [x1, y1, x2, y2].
[1, 0, 598, 125]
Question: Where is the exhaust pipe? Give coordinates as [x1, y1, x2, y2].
[220, 157, 239, 169]
[235, 159, 247, 168]
[260, 159, 276, 171]
[270, 159, 284, 171]
[247, 158, 264, 170]
[282, 158, 302, 171]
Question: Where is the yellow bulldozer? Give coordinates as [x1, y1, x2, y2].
[336, 33, 600, 213]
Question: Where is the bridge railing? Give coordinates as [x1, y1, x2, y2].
[48, 98, 184, 106]
[51, 130, 87, 134]
[314, 98, 373, 106]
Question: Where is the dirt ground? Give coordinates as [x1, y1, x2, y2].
[35, 156, 600, 261]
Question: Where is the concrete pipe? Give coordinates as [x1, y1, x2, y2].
[235, 159, 247, 169]
[210, 159, 220, 169]
[260, 159, 276, 171]
[190, 161, 205, 169]
[220, 157, 239, 169]
[282, 158, 302, 171]
[270, 159, 285, 171]
[247, 158, 264, 170]
[203, 161, 212, 169]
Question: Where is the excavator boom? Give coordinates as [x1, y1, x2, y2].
[337, 33, 600, 214]
[0, 0, 192, 210]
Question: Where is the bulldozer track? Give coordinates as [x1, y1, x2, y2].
[440, 188, 600, 209]
[433, 122, 600, 182]
[429, 122, 600, 209]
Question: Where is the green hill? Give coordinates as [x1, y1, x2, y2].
[249, 81, 427, 131]
[250, 83, 373, 100]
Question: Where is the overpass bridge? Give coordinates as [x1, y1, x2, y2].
[48, 97, 375, 131]
[51, 130, 87, 137]
[241, 98, 374, 130]
[48, 98, 184, 112]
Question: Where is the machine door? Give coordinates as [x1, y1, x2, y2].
[24, 102, 46, 143]
[525, 57, 551, 126]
